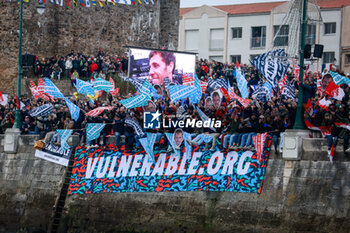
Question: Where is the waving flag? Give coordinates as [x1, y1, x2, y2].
[168, 75, 201, 104]
[125, 117, 144, 137]
[87, 123, 106, 142]
[56, 129, 73, 152]
[196, 107, 216, 132]
[264, 81, 273, 100]
[138, 137, 155, 162]
[229, 90, 252, 109]
[93, 78, 112, 93]
[119, 79, 152, 109]
[253, 133, 268, 163]
[199, 80, 208, 94]
[305, 119, 332, 137]
[316, 72, 322, 96]
[330, 71, 350, 87]
[251, 49, 289, 89]
[109, 77, 120, 96]
[207, 78, 228, 91]
[281, 80, 296, 100]
[329, 142, 335, 163]
[234, 69, 249, 98]
[28, 104, 54, 117]
[44, 78, 64, 98]
[305, 99, 313, 116]
[30, 80, 41, 99]
[292, 58, 300, 80]
[317, 97, 331, 111]
[123, 77, 144, 92]
[75, 79, 96, 97]
[335, 122, 350, 131]
[86, 106, 114, 117]
[63, 97, 80, 121]
[183, 75, 195, 86]
[324, 81, 345, 101]
[278, 74, 288, 93]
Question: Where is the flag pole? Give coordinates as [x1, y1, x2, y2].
[293, 0, 307, 129]
[14, 0, 23, 129]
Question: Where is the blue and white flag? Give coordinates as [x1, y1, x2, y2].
[165, 133, 180, 157]
[44, 78, 64, 99]
[251, 49, 289, 90]
[75, 79, 96, 97]
[60, 0, 64, 6]
[119, 80, 152, 109]
[168, 75, 201, 104]
[56, 129, 73, 152]
[85, 0, 91, 7]
[125, 117, 145, 137]
[93, 78, 112, 93]
[183, 131, 192, 159]
[87, 123, 106, 142]
[207, 78, 228, 91]
[63, 97, 80, 121]
[28, 104, 53, 118]
[281, 80, 296, 100]
[235, 69, 249, 98]
[196, 107, 216, 132]
[138, 133, 157, 162]
[123, 77, 145, 92]
[264, 81, 273, 100]
[330, 71, 350, 87]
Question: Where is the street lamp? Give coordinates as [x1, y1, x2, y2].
[14, 0, 23, 129]
[14, 1, 46, 129]
[293, 0, 308, 129]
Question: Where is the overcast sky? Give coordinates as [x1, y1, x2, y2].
[180, 0, 286, 8]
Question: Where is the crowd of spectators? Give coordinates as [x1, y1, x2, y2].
[2, 50, 349, 158]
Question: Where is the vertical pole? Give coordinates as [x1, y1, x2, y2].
[14, 0, 23, 129]
[293, 0, 307, 129]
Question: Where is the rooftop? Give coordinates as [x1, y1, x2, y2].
[180, 0, 350, 17]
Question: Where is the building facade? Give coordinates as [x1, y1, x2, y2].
[179, 0, 350, 73]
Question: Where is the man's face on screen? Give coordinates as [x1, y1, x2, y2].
[149, 53, 172, 85]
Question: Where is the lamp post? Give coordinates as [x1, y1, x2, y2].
[14, 0, 24, 129]
[14, 1, 46, 129]
[293, 0, 308, 129]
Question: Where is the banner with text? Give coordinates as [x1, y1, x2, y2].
[68, 138, 271, 195]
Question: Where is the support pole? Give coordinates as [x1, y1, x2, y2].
[293, 0, 308, 129]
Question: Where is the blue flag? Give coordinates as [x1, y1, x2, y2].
[183, 131, 192, 159]
[330, 71, 350, 87]
[44, 78, 64, 98]
[63, 97, 80, 121]
[235, 70, 249, 98]
[165, 133, 180, 157]
[119, 80, 152, 109]
[75, 79, 96, 97]
[93, 78, 112, 92]
[168, 75, 201, 104]
[87, 123, 105, 142]
[56, 129, 73, 152]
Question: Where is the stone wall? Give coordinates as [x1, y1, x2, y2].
[0, 0, 180, 95]
[0, 135, 66, 233]
[0, 136, 349, 232]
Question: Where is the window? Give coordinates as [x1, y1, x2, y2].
[209, 56, 223, 62]
[306, 24, 316, 45]
[345, 54, 350, 65]
[185, 30, 199, 51]
[210, 28, 224, 51]
[232, 27, 242, 39]
[324, 23, 336, 34]
[250, 54, 261, 61]
[273, 25, 289, 46]
[251, 26, 266, 48]
[323, 52, 335, 64]
[231, 55, 241, 64]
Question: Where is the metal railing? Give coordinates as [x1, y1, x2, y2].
[251, 37, 266, 48]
